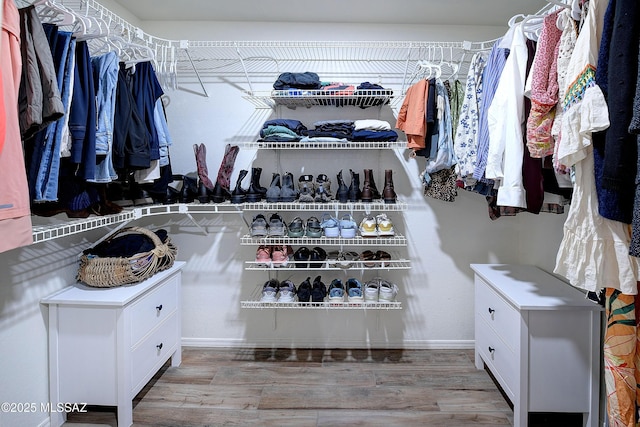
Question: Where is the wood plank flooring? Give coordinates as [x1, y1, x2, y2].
[65, 347, 517, 427]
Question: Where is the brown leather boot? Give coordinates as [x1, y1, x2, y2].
[193, 143, 214, 190]
[383, 169, 397, 204]
[361, 169, 374, 202]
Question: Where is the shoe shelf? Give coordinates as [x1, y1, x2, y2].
[243, 90, 394, 110]
[241, 234, 407, 246]
[244, 258, 411, 271]
[31, 202, 244, 244]
[242, 141, 406, 150]
[241, 200, 408, 212]
[240, 300, 402, 310]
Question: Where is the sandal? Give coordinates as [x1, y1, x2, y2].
[360, 250, 376, 268]
[305, 216, 322, 238]
[288, 216, 305, 238]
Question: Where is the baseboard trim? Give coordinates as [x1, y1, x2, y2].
[181, 338, 474, 350]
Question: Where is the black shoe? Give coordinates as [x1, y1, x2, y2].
[297, 277, 312, 303]
[336, 170, 349, 203]
[309, 247, 327, 268]
[311, 275, 326, 302]
[294, 247, 311, 268]
[230, 169, 249, 204]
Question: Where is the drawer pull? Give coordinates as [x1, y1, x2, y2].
[156, 343, 163, 350]
[488, 346, 495, 354]
[488, 307, 495, 315]
[156, 304, 163, 312]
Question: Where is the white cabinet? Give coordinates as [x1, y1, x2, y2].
[42, 262, 185, 427]
[470, 264, 601, 427]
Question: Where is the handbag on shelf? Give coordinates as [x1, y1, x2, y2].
[77, 226, 177, 288]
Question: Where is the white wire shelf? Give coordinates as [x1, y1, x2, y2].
[240, 300, 402, 310]
[241, 200, 407, 211]
[243, 89, 394, 109]
[242, 140, 406, 150]
[31, 202, 244, 244]
[241, 234, 407, 246]
[245, 258, 411, 271]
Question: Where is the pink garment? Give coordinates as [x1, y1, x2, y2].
[526, 9, 563, 158]
[0, 0, 33, 253]
[396, 79, 429, 150]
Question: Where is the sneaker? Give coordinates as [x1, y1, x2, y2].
[255, 245, 271, 267]
[288, 216, 305, 238]
[271, 245, 290, 267]
[339, 214, 358, 238]
[268, 213, 286, 236]
[311, 276, 327, 302]
[297, 277, 312, 303]
[250, 214, 269, 237]
[277, 280, 297, 302]
[328, 279, 345, 302]
[345, 278, 364, 302]
[364, 278, 380, 303]
[305, 216, 323, 238]
[260, 279, 279, 302]
[375, 214, 395, 237]
[378, 279, 399, 302]
[320, 213, 340, 238]
[359, 215, 377, 237]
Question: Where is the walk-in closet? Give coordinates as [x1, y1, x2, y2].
[1, 0, 637, 425]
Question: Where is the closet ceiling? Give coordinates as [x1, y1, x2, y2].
[111, 0, 549, 26]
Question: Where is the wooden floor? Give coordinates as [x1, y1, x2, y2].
[65, 347, 517, 427]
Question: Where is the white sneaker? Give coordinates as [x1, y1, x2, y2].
[277, 280, 297, 302]
[260, 279, 279, 302]
[364, 278, 380, 302]
[378, 279, 398, 302]
[359, 215, 378, 237]
[375, 214, 395, 236]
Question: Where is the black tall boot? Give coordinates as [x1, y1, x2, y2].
[347, 169, 360, 202]
[230, 169, 249, 204]
[336, 170, 349, 203]
[245, 167, 267, 202]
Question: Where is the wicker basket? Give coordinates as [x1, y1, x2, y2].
[77, 226, 177, 288]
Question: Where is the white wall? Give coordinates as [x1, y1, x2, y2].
[0, 17, 568, 427]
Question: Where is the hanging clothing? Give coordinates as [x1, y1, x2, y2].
[129, 61, 164, 161]
[485, 23, 528, 209]
[454, 51, 488, 187]
[629, 42, 640, 257]
[473, 36, 509, 182]
[17, 5, 63, 140]
[396, 78, 429, 151]
[0, 0, 33, 253]
[90, 51, 119, 183]
[422, 79, 456, 184]
[603, 289, 640, 427]
[554, 0, 639, 294]
[526, 9, 562, 159]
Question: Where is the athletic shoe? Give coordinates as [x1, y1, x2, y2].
[271, 245, 290, 267]
[364, 278, 380, 303]
[250, 214, 269, 237]
[359, 215, 378, 237]
[311, 276, 327, 302]
[297, 277, 312, 303]
[378, 279, 399, 302]
[339, 214, 358, 238]
[255, 245, 271, 267]
[375, 213, 395, 236]
[268, 213, 286, 236]
[346, 278, 364, 302]
[320, 213, 340, 238]
[277, 280, 297, 302]
[260, 279, 279, 302]
[328, 279, 345, 302]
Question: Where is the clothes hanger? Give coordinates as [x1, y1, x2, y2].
[32, 0, 76, 26]
[546, 0, 571, 9]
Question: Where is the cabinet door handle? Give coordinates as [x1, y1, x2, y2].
[488, 346, 495, 354]
[156, 304, 163, 311]
[156, 343, 163, 350]
[488, 307, 495, 314]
